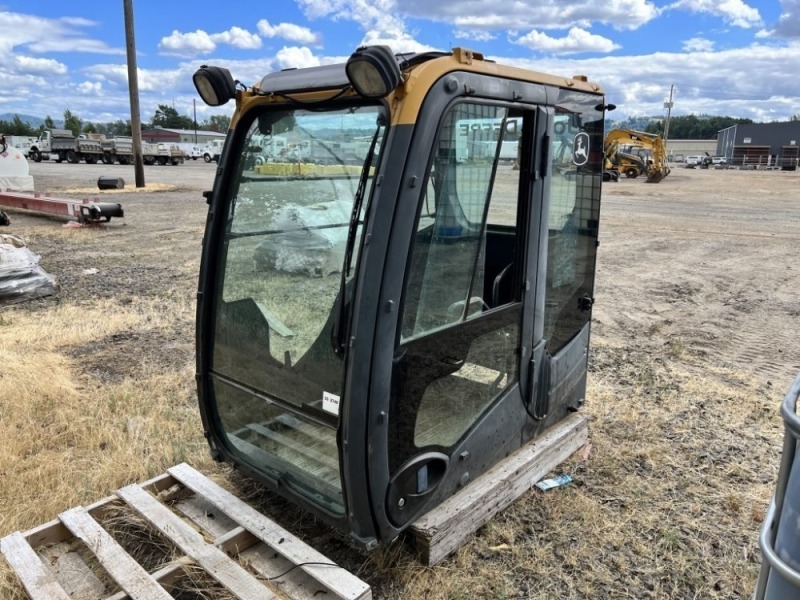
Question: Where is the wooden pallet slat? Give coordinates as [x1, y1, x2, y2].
[410, 412, 589, 566]
[168, 462, 371, 600]
[116, 484, 277, 600]
[2, 465, 372, 600]
[58, 506, 173, 600]
[0, 532, 72, 600]
[1, 411, 586, 599]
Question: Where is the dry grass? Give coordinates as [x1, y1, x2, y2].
[1, 169, 796, 599]
[57, 183, 181, 195]
[0, 297, 216, 598]
[0, 312, 781, 600]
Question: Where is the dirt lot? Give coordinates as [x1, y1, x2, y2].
[1, 159, 799, 599]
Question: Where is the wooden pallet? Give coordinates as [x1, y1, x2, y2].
[0, 463, 371, 600]
[410, 412, 589, 566]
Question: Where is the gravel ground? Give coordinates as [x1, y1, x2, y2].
[2, 160, 800, 599]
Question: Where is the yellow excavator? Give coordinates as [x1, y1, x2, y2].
[604, 128, 670, 183]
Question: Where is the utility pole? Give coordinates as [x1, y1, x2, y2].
[663, 84, 674, 144]
[193, 99, 198, 144]
[123, 0, 145, 187]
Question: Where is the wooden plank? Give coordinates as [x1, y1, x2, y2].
[411, 413, 588, 565]
[106, 564, 185, 600]
[173, 495, 239, 539]
[39, 542, 107, 598]
[58, 506, 173, 600]
[168, 463, 371, 600]
[117, 484, 277, 600]
[0, 532, 71, 600]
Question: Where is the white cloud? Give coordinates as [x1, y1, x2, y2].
[772, 0, 800, 38]
[515, 27, 620, 54]
[274, 46, 322, 69]
[158, 30, 217, 57]
[504, 41, 799, 121]
[391, 0, 659, 31]
[159, 27, 262, 57]
[296, 0, 429, 51]
[454, 29, 496, 42]
[211, 26, 262, 50]
[666, 0, 762, 28]
[77, 81, 103, 95]
[0, 11, 123, 55]
[15, 55, 68, 75]
[683, 37, 715, 52]
[256, 19, 320, 45]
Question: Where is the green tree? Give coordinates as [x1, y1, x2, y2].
[83, 122, 97, 135]
[150, 104, 194, 129]
[108, 119, 132, 137]
[63, 109, 83, 137]
[42, 115, 56, 131]
[0, 115, 36, 135]
[645, 114, 754, 139]
[202, 114, 231, 132]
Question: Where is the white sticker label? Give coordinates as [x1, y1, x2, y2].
[322, 391, 341, 415]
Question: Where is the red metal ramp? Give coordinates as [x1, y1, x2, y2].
[0, 190, 123, 224]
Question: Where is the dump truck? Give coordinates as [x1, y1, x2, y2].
[604, 128, 670, 183]
[27, 129, 103, 164]
[192, 45, 611, 549]
[101, 137, 185, 165]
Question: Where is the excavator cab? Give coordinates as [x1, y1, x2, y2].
[194, 47, 608, 549]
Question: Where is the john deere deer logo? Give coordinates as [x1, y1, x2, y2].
[573, 132, 589, 166]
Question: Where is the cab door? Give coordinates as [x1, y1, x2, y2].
[381, 100, 543, 529]
[526, 95, 604, 434]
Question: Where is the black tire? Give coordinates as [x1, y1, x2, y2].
[66, 150, 79, 164]
[30, 148, 41, 162]
[203, 154, 211, 163]
[158, 156, 168, 165]
[102, 153, 113, 165]
[85, 155, 97, 164]
[625, 167, 639, 178]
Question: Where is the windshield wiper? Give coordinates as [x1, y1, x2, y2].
[332, 119, 385, 356]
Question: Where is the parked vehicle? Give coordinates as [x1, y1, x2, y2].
[712, 156, 727, 164]
[175, 143, 204, 160]
[604, 128, 670, 182]
[685, 155, 704, 166]
[28, 129, 103, 164]
[101, 137, 184, 165]
[2, 135, 38, 158]
[202, 139, 225, 162]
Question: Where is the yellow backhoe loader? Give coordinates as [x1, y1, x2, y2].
[604, 128, 670, 183]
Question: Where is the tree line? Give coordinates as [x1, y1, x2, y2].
[608, 114, 756, 139]
[0, 105, 231, 138]
[644, 115, 754, 139]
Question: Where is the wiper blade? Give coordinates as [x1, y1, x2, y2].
[333, 122, 384, 356]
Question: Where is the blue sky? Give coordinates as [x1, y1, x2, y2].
[0, 1, 797, 125]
